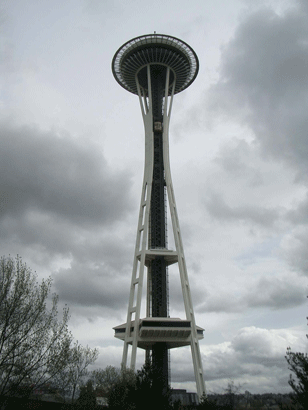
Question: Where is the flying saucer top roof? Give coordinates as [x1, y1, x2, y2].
[112, 34, 199, 95]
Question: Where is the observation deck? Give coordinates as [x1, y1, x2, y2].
[112, 34, 199, 96]
[114, 318, 204, 350]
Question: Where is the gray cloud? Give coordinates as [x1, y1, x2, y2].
[244, 277, 306, 309]
[215, 141, 264, 186]
[204, 191, 279, 226]
[196, 293, 241, 314]
[0, 119, 135, 269]
[202, 1, 308, 286]
[0, 120, 133, 226]
[0, 120, 136, 313]
[231, 327, 289, 366]
[169, 324, 301, 393]
[196, 276, 305, 314]
[53, 261, 130, 314]
[208, 1, 308, 175]
[287, 193, 308, 225]
[200, 326, 303, 393]
[280, 227, 308, 275]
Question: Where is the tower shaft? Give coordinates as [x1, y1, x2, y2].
[112, 34, 206, 398]
[149, 67, 169, 390]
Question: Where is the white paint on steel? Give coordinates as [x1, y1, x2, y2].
[121, 63, 206, 398]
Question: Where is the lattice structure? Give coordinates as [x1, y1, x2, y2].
[112, 34, 205, 398]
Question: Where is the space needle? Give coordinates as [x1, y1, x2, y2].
[112, 33, 205, 398]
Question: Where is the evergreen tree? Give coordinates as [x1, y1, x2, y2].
[76, 380, 97, 409]
[286, 343, 308, 409]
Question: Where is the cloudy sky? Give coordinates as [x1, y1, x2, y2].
[1, 0, 308, 395]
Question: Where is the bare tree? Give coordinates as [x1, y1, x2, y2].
[92, 365, 122, 395]
[223, 380, 241, 410]
[0, 255, 72, 396]
[66, 342, 99, 402]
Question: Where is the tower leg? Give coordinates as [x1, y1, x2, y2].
[121, 66, 154, 372]
[162, 81, 206, 398]
[117, 61, 206, 399]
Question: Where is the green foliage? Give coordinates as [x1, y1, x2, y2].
[107, 367, 137, 410]
[0, 255, 73, 396]
[198, 393, 236, 410]
[92, 365, 122, 396]
[285, 345, 308, 409]
[107, 363, 171, 410]
[76, 380, 97, 409]
[53, 341, 99, 402]
[135, 362, 171, 409]
[198, 394, 219, 409]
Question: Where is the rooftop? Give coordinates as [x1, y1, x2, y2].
[112, 34, 199, 95]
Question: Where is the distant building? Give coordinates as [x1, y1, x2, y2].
[95, 388, 108, 408]
[171, 389, 199, 406]
[96, 395, 108, 407]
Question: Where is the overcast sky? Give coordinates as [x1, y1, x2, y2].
[1, 0, 308, 395]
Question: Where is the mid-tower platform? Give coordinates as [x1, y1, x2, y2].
[114, 318, 204, 350]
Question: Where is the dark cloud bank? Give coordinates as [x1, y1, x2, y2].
[209, 0, 308, 171]
[204, 0, 308, 278]
[0, 120, 134, 314]
[0, 121, 132, 225]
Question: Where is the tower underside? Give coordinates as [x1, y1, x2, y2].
[112, 34, 205, 398]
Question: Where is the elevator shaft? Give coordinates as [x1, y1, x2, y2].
[149, 65, 169, 392]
